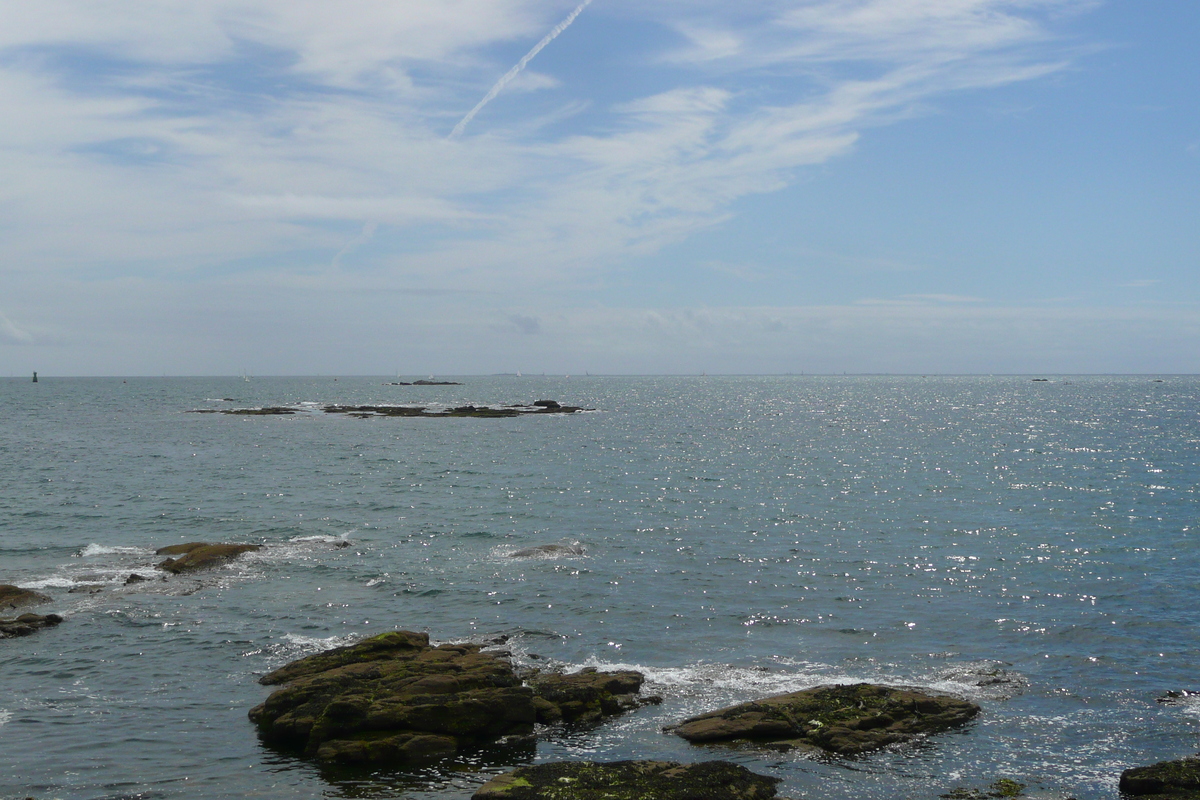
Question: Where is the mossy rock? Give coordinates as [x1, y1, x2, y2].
[250, 631, 654, 767]
[472, 760, 780, 800]
[671, 683, 979, 755]
[155, 543, 262, 573]
[0, 585, 50, 612]
[1120, 755, 1200, 797]
[941, 778, 1026, 799]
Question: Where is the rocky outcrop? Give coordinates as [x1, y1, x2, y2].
[508, 544, 586, 559]
[670, 683, 979, 755]
[323, 401, 587, 419]
[0, 585, 50, 612]
[155, 542, 262, 573]
[1120, 755, 1200, 797]
[472, 760, 781, 800]
[529, 668, 660, 725]
[249, 631, 652, 766]
[1, 612, 63, 639]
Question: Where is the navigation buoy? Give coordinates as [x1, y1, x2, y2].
[32, 371, 37, 383]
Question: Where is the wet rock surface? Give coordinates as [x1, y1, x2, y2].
[155, 542, 262, 573]
[671, 683, 980, 755]
[528, 668, 661, 725]
[1, 612, 63, 639]
[471, 760, 781, 800]
[0, 585, 50, 612]
[249, 631, 652, 766]
[1120, 755, 1200, 798]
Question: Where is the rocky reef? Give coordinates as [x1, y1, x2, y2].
[323, 401, 586, 419]
[156, 542, 262, 573]
[1120, 755, 1200, 798]
[249, 630, 654, 766]
[1, 612, 63, 639]
[670, 683, 979, 755]
[472, 760, 782, 800]
[0, 585, 50, 612]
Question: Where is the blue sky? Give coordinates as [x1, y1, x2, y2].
[0, 0, 1196, 376]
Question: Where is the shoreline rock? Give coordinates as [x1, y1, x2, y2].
[249, 631, 654, 766]
[155, 542, 262, 573]
[0, 585, 50, 612]
[670, 683, 979, 755]
[1120, 755, 1200, 797]
[1, 612, 63, 639]
[472, 760, 781, 800]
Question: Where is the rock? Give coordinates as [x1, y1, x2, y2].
[472, 760, 781, 800]
[508, 543, 586, 559]
[1120, 755, 1200, 797]
[532, 400, 560, 409]
[941, 778, 1026, 799]
[0, 612, 63, 639]
[249, 631, 652, 766]
[155, 542, 262, 573]
[1158, 691, 1200, 706]
[413, 379, 462, 385]
[670, 683, 979, 755]
[529, 668, 661, 725]
[124, 573, 149, 585]
[0, 585, 50, 612]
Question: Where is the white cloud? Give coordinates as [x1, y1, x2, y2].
[0, 312, 34, 345]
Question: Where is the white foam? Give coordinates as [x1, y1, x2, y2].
[0, 710, 10, 727]
[77, 543, 152, 557]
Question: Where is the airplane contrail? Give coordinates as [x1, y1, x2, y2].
[450, 0, 594, 138]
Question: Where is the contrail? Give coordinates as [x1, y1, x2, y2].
[450, 0, 593, 138]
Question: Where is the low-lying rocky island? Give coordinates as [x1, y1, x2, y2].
[249, 630, 658, 766]
[189, 400, 589, 417]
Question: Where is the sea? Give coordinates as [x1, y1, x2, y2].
[1, 375, 1198, 800]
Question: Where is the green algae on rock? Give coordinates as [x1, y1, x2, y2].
[1120, 755, 1200, 797]
[0, 585, 50, 612]
[471, 760, 781, 800]
[155, 542, 262, 573]
[249, 631, 654, 766]
[670, 682, 979, 755]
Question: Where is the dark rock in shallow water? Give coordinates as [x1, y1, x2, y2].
[472, 760, 781, 800]
[155, 542, 262, 573]
[508, 543, 586, 559]
[1, 612, 63, 639]
[1158, 691, 1200, 706]
[670, 683, 979, 755]
[529, 668, 661, 725]
[1120, 755, 1200, 797]
[0, 585, 50, 612]
[249, 631, 652, 766]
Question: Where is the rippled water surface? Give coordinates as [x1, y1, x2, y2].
[2, 375, 1198, 799]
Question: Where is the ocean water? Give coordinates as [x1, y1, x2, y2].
[1, 375, 1197, 800]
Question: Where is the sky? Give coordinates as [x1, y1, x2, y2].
[0, 0, 1196, 376]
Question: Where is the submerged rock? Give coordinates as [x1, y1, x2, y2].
[0, 612, 63, 639]
[249, 631, 652, 766]
[508, 543, 586, 559]
[670, 683, 979, 755]
[472, 760, 781, 800]
[155, 542, 262, 573]
[0, 585, 50, 612]
[1120, 755, 1200, 797]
